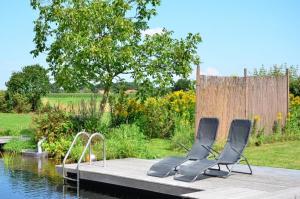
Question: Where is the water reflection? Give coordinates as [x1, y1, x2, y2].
[0, 153, 179, 199]
[0, 153, 74, 199]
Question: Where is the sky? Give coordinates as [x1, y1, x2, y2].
[0, 0, 300, 89]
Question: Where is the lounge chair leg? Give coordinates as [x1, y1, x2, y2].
[207, 163, 220, 172]
[221, 163, 236, 178]
[225, 164, 230, 172]
[229, 158, 253, 175]
[244, 158, 253, 175]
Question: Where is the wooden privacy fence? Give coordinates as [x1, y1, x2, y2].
[195, 66, 289, 140]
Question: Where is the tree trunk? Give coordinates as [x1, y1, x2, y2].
[99, 86, 110, 117]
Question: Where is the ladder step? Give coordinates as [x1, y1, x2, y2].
[63, 176, 77, 182]
[63, 184, 77, 189]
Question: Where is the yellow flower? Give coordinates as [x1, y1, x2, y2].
[277, 112, 282, 121]
[254, 115, 260, 122]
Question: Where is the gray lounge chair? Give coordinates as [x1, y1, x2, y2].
[174, 119, 252, 182]
[147, 117, 219, 177]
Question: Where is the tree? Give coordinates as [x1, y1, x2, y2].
[31, 0, 201, 114]
[253, 64, 300, 96]
[6, 65, 50, 111]
[290, 77, 300, 96]
[172, 78, 194, 91]
[50, 82, 64, 93]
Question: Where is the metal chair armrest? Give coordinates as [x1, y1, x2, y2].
[176, 142, 190, 152]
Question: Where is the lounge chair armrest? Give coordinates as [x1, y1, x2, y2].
[230, 146, 247, 159]
[206, 145, 220, 155]
[176, 142, 190, 152]
[201, 144, 217, 158]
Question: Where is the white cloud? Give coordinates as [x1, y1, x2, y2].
[141, 28, 164, 36]
[200, 67, 220, 76]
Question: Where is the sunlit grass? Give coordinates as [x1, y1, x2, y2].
[147, 139, 300, 170]
[146, 139, 185, 158]
[244, 140, 300, 169]
[0, 113, 33, 132]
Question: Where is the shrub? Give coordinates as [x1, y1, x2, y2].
[42, 137, 72, 159]
[11, 93, 31, 113]
[164, 90, 195, 123]
[171, 118, 194, 150]
[137, 97, 175, 138]
[0, 91, 9, 112]
[70, 97, 107, 133]
[37, 101, 53, 113]
[19, 128, 35, 137]
[69, 143, 85, 162]
[250, 127, 265, 146]
[110, 91, 195, 139]
[109, 92, 143, 127]
[104, 124, 154, 159]
[3, 138, 36, 153]
[33, 108, 74, 143]
[0, 91, 31, 113]
[138, 91, 195, 138]
[285, 94, 300, 136]
[290, 77, 300, 96]
[33, 99, 111, 159]
[248, 96, 300, 146]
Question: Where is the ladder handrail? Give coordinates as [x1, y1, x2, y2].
[77, 132, 106, 167]
[76, 132, 106, 190]
[62, 131, 90, 178]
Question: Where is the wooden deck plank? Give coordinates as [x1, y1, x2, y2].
[0, 136, 13, 144]
[182, 188, 267, 199]
[56, 158, 300, 199]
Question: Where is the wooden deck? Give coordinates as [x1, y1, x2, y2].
[0, 136, 13, 144]
[56, 158, 300, 199]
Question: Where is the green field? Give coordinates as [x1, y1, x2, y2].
[0, 113, 33, 132]
[1, 94, 99, 134]
[42, 93, 102, 106]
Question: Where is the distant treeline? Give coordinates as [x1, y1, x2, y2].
[50, 81, 139, 93]
[50, 79, 195, 94]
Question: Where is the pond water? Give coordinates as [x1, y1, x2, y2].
[0, 153, 178, 199]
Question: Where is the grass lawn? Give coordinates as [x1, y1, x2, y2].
[244, 141, 300, 170]
[148, 139, 300, 170]
[147, 139, 184, 157]
[0, 113, 33, 132]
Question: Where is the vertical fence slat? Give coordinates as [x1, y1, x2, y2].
[244, 68, 248, 118]
[195, 69, 288, 140]
[195, 65, 201, 139]
[286, 69, 290, 117]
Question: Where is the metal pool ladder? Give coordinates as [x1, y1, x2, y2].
[62, 131, 106, 194]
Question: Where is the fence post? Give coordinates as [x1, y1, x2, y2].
[244, 68, 248, 118]
[286, 69, 289, 117]
[195, 65, 201, 139]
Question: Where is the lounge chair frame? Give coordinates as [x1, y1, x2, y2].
[174, 119, 252, 182]
[206, 148, 253, 178]
[147, 117, 219, 178]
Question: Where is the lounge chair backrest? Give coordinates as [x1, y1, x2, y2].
[187, 118, 219, 159]
[197, 117, 219, 146]
[218, 119, 251, 162]
[228, 119, 251, 151]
